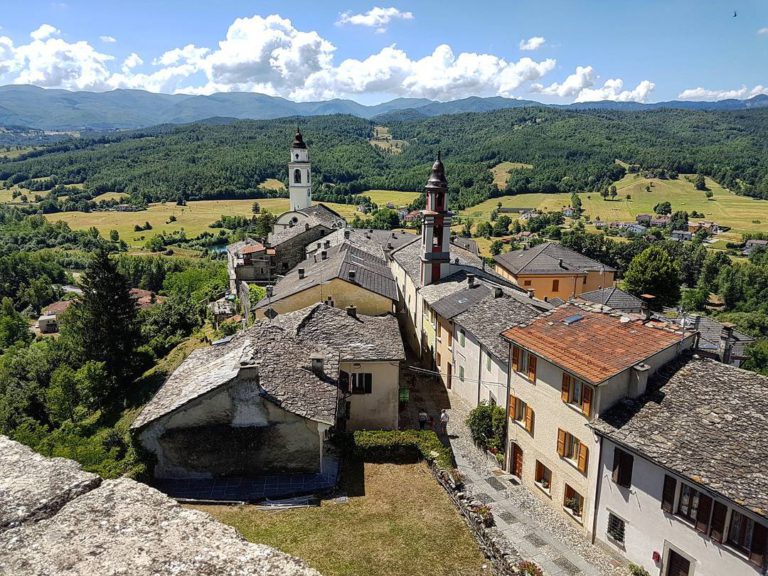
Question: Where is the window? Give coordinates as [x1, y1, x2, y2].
[677, 482, 714, 534]
[607, 513, 626, 544]
[563, 484, 584, 519]
[294, 169, 302, 183]
[552, 279, 560, 292]
[512, 346, 537, 382]
[351, 373, 372, 394]
[728, 510, 768, 566]
[557, 429, 588, 473]
[611, 447, 634, 488]
[524, 280, 532, 286]
[459, 329, 465, 347]
[459, 365, 465, 381]
[561, 373, 593, 417]
[535, 461, 551, 492]
[509, 394, 534, 434]
[661, 475, 677, 513]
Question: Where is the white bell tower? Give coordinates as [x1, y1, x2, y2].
[289, 128, 311, 211]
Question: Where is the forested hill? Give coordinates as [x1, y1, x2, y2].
[2, 107, 768, 212]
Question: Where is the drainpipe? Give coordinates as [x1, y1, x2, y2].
[591, 434, 604, 544]
[476, 342, 482, 407]
[503, 343, 513, 471]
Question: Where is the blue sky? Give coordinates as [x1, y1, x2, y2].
[0, 0, 765, 103]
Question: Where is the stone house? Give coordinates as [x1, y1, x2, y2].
[671, 230, 693, 242]
[591, 357, 768, 575]
[493, 242, 616, 301]
[132, 304, 404, 480]
[500, 304, 695, 534]
[743, 238, 768, 256]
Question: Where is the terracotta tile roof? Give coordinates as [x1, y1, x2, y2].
[239, 243, 265, 255]
[501, 304, 686, 384]
[43, 300, 72, 316]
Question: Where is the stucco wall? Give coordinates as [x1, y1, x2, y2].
[341, 360, 400, 430]
[492, 268, 616, 301]
[255, 278, 394, 319]
[435, 315, 453, 388]
[595, 438, 764, 576]
[138, 379, 323, 479]
[451, 325, 508, 408]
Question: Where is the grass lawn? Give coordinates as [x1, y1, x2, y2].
[93, 191, 129, 202]
[356, 190, 421, 208]
[192, 462, 487, 576]
[260, 178, 286, 191]
[490, 161, 533, 189]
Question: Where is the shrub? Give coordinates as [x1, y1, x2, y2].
[629, 563, 651, 576]
[516, 560, 543, 576]
[344, 430, 453, 470]
[465, 402, 506, 451]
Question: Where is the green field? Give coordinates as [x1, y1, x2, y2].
[357, 190, 420, 208]
[93, 192, 129, 202]
[461, 173, 768, 241]
[490, 161, 533, 188]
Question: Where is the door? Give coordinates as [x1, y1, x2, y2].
[446, 363, 452, 389]
[511, 443, 523, 478]
[666, 550, 691, 576]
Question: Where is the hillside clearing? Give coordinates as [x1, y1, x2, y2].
[490, 161, 533, 188]
[356, 190, 420, 207]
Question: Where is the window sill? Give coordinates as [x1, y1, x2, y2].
[514, 371, 535, 383]
[563, 506, 584, 524]
[534, 481, 551, 498]
[606, 534, 625, 549]
[561, 456, 585, 475]
[564, 401, 589, 419]
[512, 420, 532, 435]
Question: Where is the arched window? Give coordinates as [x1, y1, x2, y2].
[294, 169, 302, 183]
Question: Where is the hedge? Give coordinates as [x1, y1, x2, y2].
[340, 430, 454, 471]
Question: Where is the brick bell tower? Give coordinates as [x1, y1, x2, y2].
[420, 152, 452, 286]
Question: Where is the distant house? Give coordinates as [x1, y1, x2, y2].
[131, 304, 406, 480]
[743, 239, 768, 256]
[577, 287, 645, 313]
[385, 202, 396, 209]
[635, 214, 652, 225]
[37, 300, 74, 333]
[403, 210, 421, 223]
[493, 242, 616, 300]
[671, 230, 693, 242]
[623, 223, 647, 235]
[562, 207, 576, 218]
[129, 288, 161, 310]
[688, 220, 720, 235]
[649, 215, 671, 227]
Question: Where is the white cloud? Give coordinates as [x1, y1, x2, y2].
[758, 27, 768, 35]
[99, 35, 116, 44]
[337, 7, 413, 33]
[677, 85, 768, 101]
[30, 24, 59, 41]
[519, 36, 546, 51]
[532, 65, 594, 97]
[531, 66, 654, 103]
[121, 52, 142, 74]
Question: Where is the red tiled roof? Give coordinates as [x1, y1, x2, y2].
[502, 304, 685, 384]
[240, 243, 265, 255]
[44, 300, 72, 316]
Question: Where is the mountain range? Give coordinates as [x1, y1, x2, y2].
[0, 85, 767, 131]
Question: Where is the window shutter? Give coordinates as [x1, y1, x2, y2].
[661, 475, 676, 513]
[561, 374, 570, 402]
[750, 522, 767, 566]
[611, 447, 621, 484]
[512, 346, 520, 372]
[709, 501, 728, 543]
[577, 442, 589, 473]
[527, 355, 537, 382]
[581, 386, 593, 417]
[364, 373, 372, 394]
[619, 451, 633, 488]
[695, 494, 713, 533]
[525, 406, 534, 434]
[557, 429, 566, 457]
[509, 394, 517, 414]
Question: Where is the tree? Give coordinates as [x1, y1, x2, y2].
[654, 201, 672, 215]
[626, 194, 631, 201]
[609, 186, 617, 200]
[694, 174, 707, 191]
[109, 230, 120, 242]
[251, 201, 261, 214]
[0, 297, 32, 352]
[623, 246, 681, 307]
[490, 240, 504, 256]
[705, 190, 714, 200]
[60, 248, 141, 405]
[600, 188, 609, 200]
[668, 211, 689, 231]
[570, 192, 582, 216]
[475, 221, 492, 238]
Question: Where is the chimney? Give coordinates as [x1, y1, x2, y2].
[321, 250, 328, 260]
[527, 290, 534, 298]
[346, 305, 357, 319]
[344, 229, 350, 239]
[298, 268, 305, 279]
[324, 240, 331, 248]
[309, 353, 324, 377]
[558, 258, 564, 269]
[305, 223, 310, 231]
[494, 287, 503, 298]
[629, 363, 650, 397]
[640, 294, 655, 319]
[386, 242, 393, 250]
[238, 360, 259, 380]
[348, 269, 357, 282]
[719, 323, 735, 365]
[467, 273, 476, 287]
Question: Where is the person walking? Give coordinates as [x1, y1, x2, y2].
[418, 408, 428, 430]
[440, 409, 450, 435]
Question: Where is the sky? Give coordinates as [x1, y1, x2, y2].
[0, 0, 766, 104]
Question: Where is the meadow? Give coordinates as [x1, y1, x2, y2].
[357, 189, 420, 207]
[490, 161, 533, 189]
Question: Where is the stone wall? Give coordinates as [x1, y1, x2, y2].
[0, 435, 320, 576]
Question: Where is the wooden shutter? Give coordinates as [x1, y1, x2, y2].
[511, 346, 520, 372]
[619, 451, 633, 487]
[709, 501, 728, 543]
[750, 522, 767, 566]
[561, 374, 571, 402]
[364, 373, 372, 394]
[527, 355, 537, 382]
[661, 475, 677, 513]
[557, 429, 566, 457]
[525, 406, 534, 434]
[581, 386, 593, 417]
[577, 442, 589, 473]
[695, 494, 713, 533]
[509, 394, 518, 416]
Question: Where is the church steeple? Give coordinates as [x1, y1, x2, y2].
[420, 152, 452, 286]
[289, 128, 311, 211]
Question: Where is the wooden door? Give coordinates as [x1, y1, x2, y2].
[666, 550, 691, 576]
[511, 443, 523, 478]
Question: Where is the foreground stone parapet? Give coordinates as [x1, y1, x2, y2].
[0, 435, 101, 529]
[0, 437, 320, 576]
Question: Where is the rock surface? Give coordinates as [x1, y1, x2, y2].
[0, 436, 320, 576]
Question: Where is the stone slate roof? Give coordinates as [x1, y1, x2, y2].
[494, 242, 615, 275]
[451, 236, 479, 256]
[695, 315, 755, 350]
[578, 287, 644, 311]
[592, 355, 768, 519]
[307, 227, 416, 259]
[502, 303, 686, 385]
[133, 305, 403, 429]
[0, 437, 319, 575]
[256, 241, 398, 308]
[266, 204, 345, 247]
